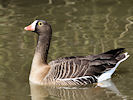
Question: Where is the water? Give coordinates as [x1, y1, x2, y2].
[0, 0, 133, 100]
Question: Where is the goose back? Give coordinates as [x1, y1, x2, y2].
[44, 48, 127, 86]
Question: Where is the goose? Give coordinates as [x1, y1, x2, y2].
[24, 20, 129, 86]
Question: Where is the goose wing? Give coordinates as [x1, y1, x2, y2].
[45, 48, 127, 85]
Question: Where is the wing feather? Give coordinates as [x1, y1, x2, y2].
[44, 48, 127, 85]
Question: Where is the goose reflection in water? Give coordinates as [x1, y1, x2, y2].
[29, 79, 127, 100]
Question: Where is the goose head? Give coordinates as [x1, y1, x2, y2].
[24, 20, 52, 35]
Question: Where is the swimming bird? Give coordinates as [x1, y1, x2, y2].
[24, 20, 129, 86]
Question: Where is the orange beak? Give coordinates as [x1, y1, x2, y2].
[24, 20, 38, 31]
[24, 25, 34, 31]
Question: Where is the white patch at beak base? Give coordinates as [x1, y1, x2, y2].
[30, 20, 38, 31]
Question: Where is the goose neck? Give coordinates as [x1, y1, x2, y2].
[35, 33, 51, 64]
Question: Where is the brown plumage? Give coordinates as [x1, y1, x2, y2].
[24, 20, 129, 86]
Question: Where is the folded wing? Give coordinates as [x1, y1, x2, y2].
[45, 48, 129, 86]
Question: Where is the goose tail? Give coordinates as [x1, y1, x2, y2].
[97, 48, 129, 82]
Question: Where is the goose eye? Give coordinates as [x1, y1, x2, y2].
[38, 22, 43, 26]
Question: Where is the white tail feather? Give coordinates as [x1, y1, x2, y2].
[98, 52, 129, 82]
